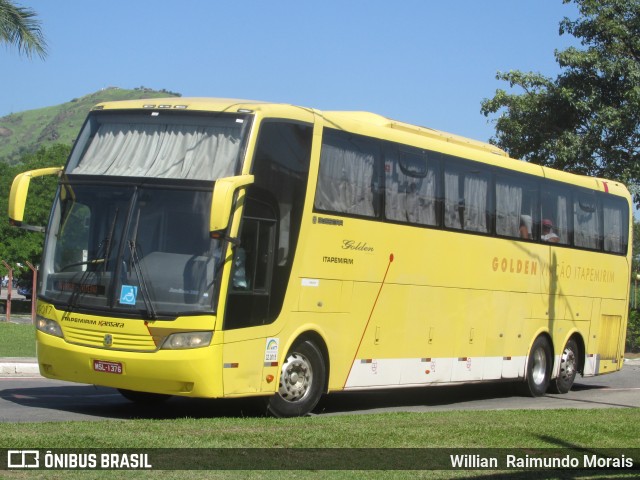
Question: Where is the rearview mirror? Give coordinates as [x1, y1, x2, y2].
[209, 174, 254, 234]
[8, 167, 63, 231]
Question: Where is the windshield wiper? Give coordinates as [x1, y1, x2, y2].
[101, 207, 119, 271]
[127, 209, 158, 320]
[60, 258, 106, 272]
[128, 241, 157, 320]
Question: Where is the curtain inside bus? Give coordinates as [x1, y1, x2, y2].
[71, 123, 241, 180]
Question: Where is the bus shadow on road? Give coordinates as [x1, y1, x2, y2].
[1, 379, 613, 420]
[316, 381, 526, 415]
[1, 384, 267, 420]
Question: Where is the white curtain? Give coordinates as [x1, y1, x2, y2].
[385, 162, 437, 225]
[315, 143, 375, 216]
[555, 195, 569, 245]
[444, 170, 488, 232]
[444, 170, 462, 229]
[574, 197, 600, 249]
[603, 203, 623, 253]
[464, 175, 488, 233]
[72, 123, 241, 180]
[496, 181, 523, 237]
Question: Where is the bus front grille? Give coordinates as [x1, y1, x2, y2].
[64, 326, 158, 352]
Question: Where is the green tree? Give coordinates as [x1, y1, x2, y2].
[0, 0, 47, 59]
[0, 144, 67, 275]
[481, 0, 640, 202]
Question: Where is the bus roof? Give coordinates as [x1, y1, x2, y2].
[321, 110, 509, 158]
[94, 97, 507, 155]
[92, 97, 270, 113]
[91, 97, 630, 199]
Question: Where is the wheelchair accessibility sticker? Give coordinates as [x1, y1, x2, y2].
[119, 285, 138, 305]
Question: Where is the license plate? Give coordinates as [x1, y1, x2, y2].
[93, 360, 123, 374]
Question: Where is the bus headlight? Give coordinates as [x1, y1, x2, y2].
[36, 315, 64, 338]
[161, 332, 213, 350]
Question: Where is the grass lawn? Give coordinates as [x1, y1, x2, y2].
[0, 321, 36, 357]
[2, 408, 639, 449]
[1, 409, 639, 479]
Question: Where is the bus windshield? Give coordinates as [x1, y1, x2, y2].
[41, 181, 223, 318]
[39, 109, 253, 318]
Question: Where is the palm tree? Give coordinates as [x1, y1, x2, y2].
[0, 0, 47, 59]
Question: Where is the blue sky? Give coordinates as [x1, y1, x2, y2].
[2, 0, 579, 143]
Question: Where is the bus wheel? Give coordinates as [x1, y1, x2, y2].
[118, 389, 171, 404]
[548, 338, 579, 394]
[521, 336, 552, 397]
[266, 340, 326, 418]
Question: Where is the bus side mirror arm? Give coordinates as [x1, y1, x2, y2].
[8, 167, 63, 229]
[209, 174, 255, 234]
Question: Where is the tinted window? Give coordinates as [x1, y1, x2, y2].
[573, 191, 601, 249]
[444, 160, 491, 233]
[541, 186, 571, 245]
[225, 120, 312, 329]
[602, 196, 629, 254]
[315, 130, 380, 217]
[385, 145, 439, 226]
[313, 127, 629, 256]
[496, 174, 538, 240]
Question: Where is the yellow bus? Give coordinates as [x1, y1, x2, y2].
[9, 98, 632, 417]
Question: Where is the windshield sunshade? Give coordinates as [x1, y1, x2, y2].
[67, 111, 249, 180]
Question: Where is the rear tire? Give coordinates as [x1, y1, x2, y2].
[118, 389, 171, 404]
[520, 336, 552, 397]
[266, 340, 326, 418]
[548, 338, 579, 394]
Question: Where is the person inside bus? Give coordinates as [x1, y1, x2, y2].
[541, 219, 560, 243]
[519, 215, 532, 239]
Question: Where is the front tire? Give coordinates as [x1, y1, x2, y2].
[520, 336, 552, 397]
[266, 340, 326, 418]
[548, 338, 579, 394]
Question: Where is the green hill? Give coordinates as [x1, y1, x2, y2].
[0, 86, 180, 164]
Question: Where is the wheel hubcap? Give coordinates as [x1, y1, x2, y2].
[559, 347, 576, 380]
[278, 352, 313, 402]
[531, 347, 547, 385]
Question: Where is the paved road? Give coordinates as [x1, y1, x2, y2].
[1, 359, 639, 422]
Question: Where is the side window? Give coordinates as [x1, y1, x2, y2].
[385, 145, 439, 226]
[225, 192, 278, 330]
[541, 186, 570, 245]
[444, 160, 491, 233]
[232, 120, 313, 327]
[603, 196, 629, 254]
[573, 191, 601, 250]
[314, 129, 380, 217]
[495, 174, 538, 240]
[231, 203, 276, 294]
[252, 121, 312, 266]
